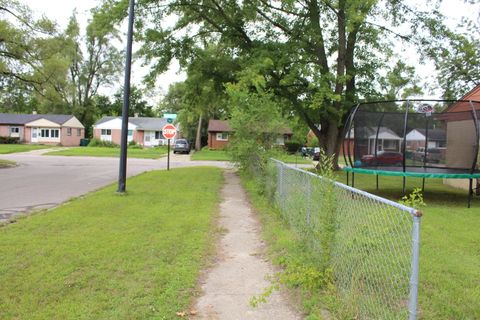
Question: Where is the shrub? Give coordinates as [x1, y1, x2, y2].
[128, 141, 143, 149]
[0, 136, 20, 144]
[87, 138, 118, 148]
[284, 141, 302, 154]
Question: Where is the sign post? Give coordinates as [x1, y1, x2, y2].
[162, 124, 177, 171]
[167, 139, 170, 170]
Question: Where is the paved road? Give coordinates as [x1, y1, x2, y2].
[0, 150, 231, 222]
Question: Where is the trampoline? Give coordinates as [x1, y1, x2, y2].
[342, 99, 480, 207]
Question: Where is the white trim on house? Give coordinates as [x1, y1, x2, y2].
[94, 118, 137, 130]
[63, 117, 85, 128]
[143, 130, 166, 146]
[100, 129, 112, 142]
[38, 127, 61, 143]
[216, 132, 229, 141]
[10, 126, 20, 138]
[406, 129, 425, 141]
[25, 118, 61, 128]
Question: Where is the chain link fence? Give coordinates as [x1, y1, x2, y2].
[266, 159, 421, 320]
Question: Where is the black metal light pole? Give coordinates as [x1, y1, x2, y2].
[118, 0, 135, 193]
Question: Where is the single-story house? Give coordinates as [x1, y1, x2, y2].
[405, 128, 447, 151]
[93, 116, 181, 146]
[207, 119, 293, 150]
[352, 126, 402, 155]
[0, 113, 85, 146]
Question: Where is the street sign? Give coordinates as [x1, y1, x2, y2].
[162, 124, 177, 139]
[167, 118, 173, 124]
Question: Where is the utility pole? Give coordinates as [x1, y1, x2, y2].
[118, 0, 135, 193]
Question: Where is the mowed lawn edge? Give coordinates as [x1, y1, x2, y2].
[45, 146, 168, 159]
[0, 167, 224, 320]
[0, 144, 53, 154]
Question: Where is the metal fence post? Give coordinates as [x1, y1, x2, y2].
[278, 162, 284, 209]
[306, 174, 311, 226]
[408, 212, 422, 320]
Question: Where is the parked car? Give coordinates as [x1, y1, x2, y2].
[361, 151, 403, 166]
[173, 139, 191, 154]
[413, 147, 442, 163]
[301, 147, 314, 158]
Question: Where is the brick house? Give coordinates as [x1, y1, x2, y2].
[207, 119, 293, 150]
[0, 113, 85, 146]
[440, 85, 480, 190]
[93, 116, 181, 146]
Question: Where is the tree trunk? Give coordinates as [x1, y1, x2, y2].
[195, 114, 202, 151]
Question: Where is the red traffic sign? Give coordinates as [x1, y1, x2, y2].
[162, 124, 177, 139]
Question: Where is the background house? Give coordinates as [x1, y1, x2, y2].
[93, 116, 181, 146]
[406, 128, 446, 151]
[207, 120, 233, 149]
[0, 113, 85, 146]
[207, 119, 293, 150]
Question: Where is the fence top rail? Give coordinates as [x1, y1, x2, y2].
[269, 158, 420, 217]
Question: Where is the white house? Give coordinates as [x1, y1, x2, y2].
[93, 116, 181, 146]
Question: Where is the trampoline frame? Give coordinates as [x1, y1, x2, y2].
[342, 99, 480, 207]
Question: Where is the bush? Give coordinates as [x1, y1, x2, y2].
[284, 141, 302, 154]
[87, 138, 118, 148]
[0, 136, 20, 144]
[128, 141, 143, 149]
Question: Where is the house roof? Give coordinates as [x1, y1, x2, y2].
[356, 126, 401, 139]
[208, 120, 233, 132]
[413, 128, 446, 141]
[0, 113, 75, 125]
[94, 116, 171, 131]
[207, 119, 293, 134]
[445, 85, 480, 113]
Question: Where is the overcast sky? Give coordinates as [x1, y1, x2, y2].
[20, 0, 479, 100]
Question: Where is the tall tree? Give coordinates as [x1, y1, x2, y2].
[54, 12, 123, 134]
[159, 45, 237, 149]
[103, 0, 465, 165]
[0, 0, 65, 100]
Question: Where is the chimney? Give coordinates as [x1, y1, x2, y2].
[32, 110, 37, 115]
[134, 113, 139, 118]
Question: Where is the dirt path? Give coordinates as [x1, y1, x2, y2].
[193, 171, 301, 320]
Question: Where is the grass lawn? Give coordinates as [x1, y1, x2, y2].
[0, 167, 224, 319]
[45, 146, 169, 159]
[191, 149, 232, 161]
[334, 172, 480, 319]
[0, 159, 17, 168]
[0, 144, 52, 154]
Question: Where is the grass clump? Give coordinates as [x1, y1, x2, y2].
[0, 159, 17, 168]
[0, 167, 224, 319]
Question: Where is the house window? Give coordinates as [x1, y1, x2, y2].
[216, 132, 229, 141]
[77, 128, 81, 136]
[41, 129, 49, 138]
[101, 129, 111, 135]
[10, 127, 19, 133]
[67, 128, 72, 136]
[128, 130, 133, 136]
[155, 131, 161, 139]
[39, 129, 59, 138]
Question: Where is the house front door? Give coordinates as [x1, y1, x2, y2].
[31, 128, 38, 143]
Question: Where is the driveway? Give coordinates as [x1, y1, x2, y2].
[0, 150, 231, 222]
